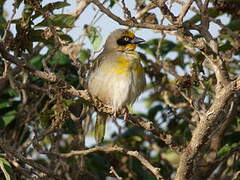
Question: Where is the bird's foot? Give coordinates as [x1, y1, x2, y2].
[112, 110, 118, 120]
[111, 107, 129, 120]
[122, 107, 129, 121]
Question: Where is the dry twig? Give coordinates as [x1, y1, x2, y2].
[91, 0, 180, 31]
[110, 166, 123, 180]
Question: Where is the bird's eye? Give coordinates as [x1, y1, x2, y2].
[117, 36, 132, 46]
[123, 36, 130, 41]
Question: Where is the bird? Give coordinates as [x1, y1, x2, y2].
[87, 29, 146, 143]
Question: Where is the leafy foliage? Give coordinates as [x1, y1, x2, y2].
[0, 158, 12, 180]
[0, 0, 240, 180]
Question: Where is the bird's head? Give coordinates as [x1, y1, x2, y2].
[104, 29, 145, 52]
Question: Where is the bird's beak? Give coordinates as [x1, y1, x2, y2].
[131, 36, 145, 44]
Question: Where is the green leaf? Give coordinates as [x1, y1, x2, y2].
[225, 20, 240, 31]
[32, 2, 71, 20]
[11, 18, 21, 24]
[0, 158, 12, 180]
[0, 2, 7, 36]
[108, 0, 116, 7]
[35, 14, 75, 28]
[219, 41, 233, 52]
[15, 0, 23, 8]
[185, 8, 220, 24]
[2, 88, 18, 98]
[28, 29, 43, 42]
[43, 1, 70, 11]
[59, 33, 73, 42]
[49, 50, 69, 65]
[160, 40, 176, 57]
[139, 39, 158, 57]
[139, 39, 175, 58]
[185, 14, 200, 24]
[62, 99, 75, 108]
[65, 73, 79, 86]
[79, 49, 90, 62]
[2, 110, 16, 127]
[29, 55, 43, 70]
[148, 104, 163, 121]
[217, 143, 239, 158]
[162, 151, 179, 166]
[39, 109, 53, 128]
[0, 158, 11, 168]
[224, 131, 240, 144]
[0, 101, 12, 109]
[88, 153, 109, 172]
[132, 136, 142, 142]
[132, 159, 154, 180]
[8, 88, 18, 97]
[87, 26, 103, 51]
[63, 118, 78, 134]
[29, 29, 73, 44]
[22, 4, 33, 21]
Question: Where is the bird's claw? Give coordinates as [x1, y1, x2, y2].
[122, 107, 129, 121]
[111, 107, 129, 120]
[113, 111, 117, 119]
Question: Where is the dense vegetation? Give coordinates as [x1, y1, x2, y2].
[0, 0, 240, 179]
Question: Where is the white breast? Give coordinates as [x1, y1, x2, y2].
[88, 53, 145, 111]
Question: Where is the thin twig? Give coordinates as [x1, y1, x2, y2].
[2, 0, 17, 41]
[233, 171, 240, 180]
[71, 0, 91, 19]
[0, 140, 62, 179]
[42, 47, 58, 73]
[150, 0, 178, 24]
[121, 0, 132, 20]
[91, 0, 180, 31]
[177, 0, 194, 23]
[110, 166, 123, 180]
[135, 3, 156, 19]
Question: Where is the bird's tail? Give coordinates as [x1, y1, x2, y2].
[95, 112, 108, 144]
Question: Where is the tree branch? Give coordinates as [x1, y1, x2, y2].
[44, 145, 164, 180]
[0, 140, 62, 179]
[179, 30, 230, 92]
[71, 0, 91, 19]
[150, 0, 178, 24]
[135, 3, 156, 19]
[110, 166, 123, 180]
[91, 0, 180, 31]
[175, 79, 240, 180]
[0, 41, 181, 153]
[177, 0, 194, 23]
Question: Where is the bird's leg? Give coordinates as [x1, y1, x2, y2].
[112, 107, 129, 120]
[113, 110, 118, 119]
[122, 106, 129, 121]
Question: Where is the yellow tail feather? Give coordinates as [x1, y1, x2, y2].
[94, 113, 108, 144]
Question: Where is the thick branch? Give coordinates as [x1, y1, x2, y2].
[175, 79, 240, 180]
